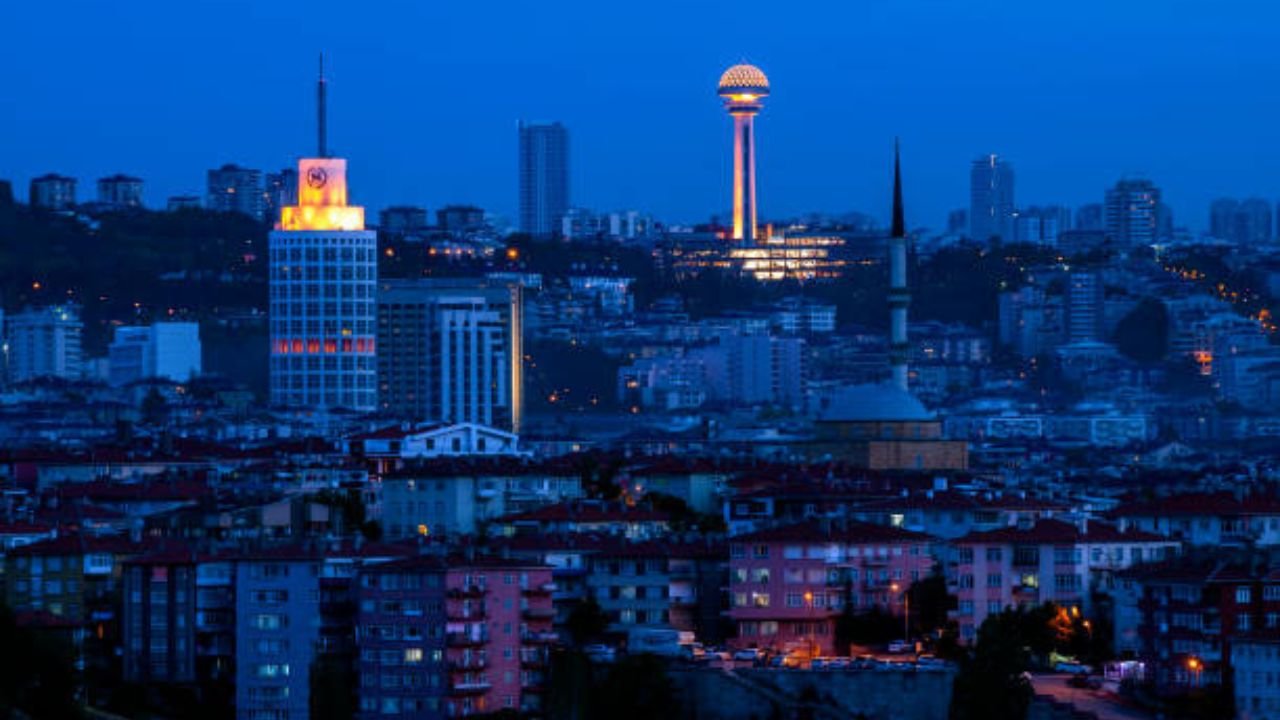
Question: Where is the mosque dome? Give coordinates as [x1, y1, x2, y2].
[718, 64, 770, 95]
[818, 383, 935, 423]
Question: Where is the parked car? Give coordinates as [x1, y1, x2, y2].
[887, 639, 913, 653]
[733, 648, 763, 662]
[1054, 661, 1092, 675]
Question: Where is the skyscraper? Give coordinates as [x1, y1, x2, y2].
[108, 322, 202, 385]
[96, 174, 144, 209]
[718, 64, 770, 243]
[264, 168, 299, 223]
[969, 154, 1015, 242]
[1209, 198, 1239, 240]
[268, 59, 377, 412]
[206, 164, 265, 219]
[376, 279, 523, 432]
[1075, 203, 1104, 231]
[1104, 178, 1161, 247]
[518, 121, 570, 238]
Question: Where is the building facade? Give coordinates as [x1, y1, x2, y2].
[207, 164, 266, 219]
[5, 304, 83, 383]
[108, 322, 202, 385]
[728, 522, 934, 657]
[517, 122, 569, 238]
[970, 154, 1015, 242]
[376, 279, 523, 431]
[1105, 178, 1161, 247]
[97, 174, 144, 209]
[29, 173, 77, 210]
[269, 157, 377, 411]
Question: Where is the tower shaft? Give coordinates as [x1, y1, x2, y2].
[732, 112, 758, 243]
[317, 53, 328, 158]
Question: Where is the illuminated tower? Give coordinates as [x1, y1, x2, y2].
[889, 141, 910, 392]
[718, 64, 769, 243]
[267, 57, 377, 412]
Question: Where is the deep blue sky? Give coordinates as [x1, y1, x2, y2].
[3, 0, 1280, 231]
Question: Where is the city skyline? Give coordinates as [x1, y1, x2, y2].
[6, 1, 1280, 232]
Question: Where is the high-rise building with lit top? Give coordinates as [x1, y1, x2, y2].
[718, 64, 770, 243]
[269, 60, 377, 412]
[518, 122, 569, 238]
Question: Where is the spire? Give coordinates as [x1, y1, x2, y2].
[891, 137, 905, 239]
[317, 52, 328, 158]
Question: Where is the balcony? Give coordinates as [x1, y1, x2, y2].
[448, 657, 488, 672]
[521, 582, 556, 597]
[522, 606, 555, 621]
[449, 680, 493, 696]
[521, 630, 558, 645]
[446, 605, 486, 621]
[520, 650, 548, 668]
[447, 586, 487, 599]
[446, 632, 489, 648]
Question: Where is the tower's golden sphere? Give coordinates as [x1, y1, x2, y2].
[718, 64, 770, 96]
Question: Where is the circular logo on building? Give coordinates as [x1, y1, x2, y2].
[306, 166, 328, 189]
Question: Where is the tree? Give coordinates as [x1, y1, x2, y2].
[310, 653, 356, 720]
[949, 610, 1034, 720]
[0, 603, 83, 720]
[592, 654, 680, 720]
[908, 569, 956, 636]
[1114, 297, 1169, 363]
[565, 598, 609, 645]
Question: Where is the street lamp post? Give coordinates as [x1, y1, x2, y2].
[891, 583, 909, 643]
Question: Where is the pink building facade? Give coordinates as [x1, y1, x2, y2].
[728, 521, 934, 656]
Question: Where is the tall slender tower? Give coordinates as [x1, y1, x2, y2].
[718, 64, 769, 243]
[889, 141, 910, 392]
[267, 58, 378, 412]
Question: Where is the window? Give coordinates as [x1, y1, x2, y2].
[986, 548, 1003, 562]
[784, 546, 803, 560]
[1265, 586, 1280, 601]
[958, 548, 974, 564]
[986, 574, 1003, 588]
[751, 592, 770, 608]
[786, 593, 803, 608]
[784, 568, 803, 584]
[959, 574, 974, 589]
[1240, 614, 1252, 631]
[730, 545, 745, 559]
[751, 568, 770, 584]
[404, 648, 423, 663]
[988, 601, 1002, 614]
[752, 545, 769, 559]
[734, 568, 748, 583]
[1238, 587, 1253, 604]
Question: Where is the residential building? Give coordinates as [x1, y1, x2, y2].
[235, 552, 323, 720]
[728, 521, 934, 656]
[437, 205, 485, 234]
[29, 173, 77, 210]
[108, 321, 202, 385]
[1105, 178, 1161, 246]
[380, 206, 429, 236]
[1110, 493, 1280, 547]
[5, 304, 83, 382]
[264, 168, 298, 222]
[207, 164, 266, 219]
[949, 519, 1177, 643]
[1065, 271, 1104, 343]
[1232, 636, 1280, 720]
[376, 279, 523, 432]
[97, 174, 144, 209]
[517, 121, 569, 238]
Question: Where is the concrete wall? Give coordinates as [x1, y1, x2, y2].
[670, 667, 955, 720]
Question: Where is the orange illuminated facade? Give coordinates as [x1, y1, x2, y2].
[277, 158, 365, 231]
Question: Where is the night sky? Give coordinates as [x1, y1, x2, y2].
[3, 0, 1279, 231]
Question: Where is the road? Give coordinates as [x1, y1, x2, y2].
[1030, 673, 1155, 720]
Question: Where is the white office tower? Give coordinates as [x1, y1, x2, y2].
[268, 60, 377, 412]
[109, 322, 202, 385]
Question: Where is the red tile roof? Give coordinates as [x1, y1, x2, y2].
[954, 518, 1170, 545]
[1110, 492, 1280, 518]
